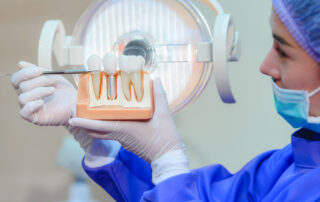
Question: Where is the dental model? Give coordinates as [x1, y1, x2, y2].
[119, 55, 145, 102]
[87, 55, 103, 99]
[76, 53, 154, 120]
[103, 53, 118, 100]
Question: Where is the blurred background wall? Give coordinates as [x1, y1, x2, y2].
[0, 0, 293, 201]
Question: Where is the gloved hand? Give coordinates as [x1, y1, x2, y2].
[11, 61, 77, 126]
[68, 126, 121, 168]
[69, 78, 190, 184]
[69, 78, 183, 162]
[11, 61, 120, 167]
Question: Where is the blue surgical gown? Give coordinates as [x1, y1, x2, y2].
[83, 128, 320, 201]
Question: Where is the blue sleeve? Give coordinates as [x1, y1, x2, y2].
[83, 147, 154, 202]
[84, 145, 295, 201]
[142, 145, 294, 201]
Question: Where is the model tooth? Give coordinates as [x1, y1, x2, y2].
[130, 56, 144, 101]
[103, 53, 118, 100]
[103, 53, 117, 74]
[119, 55, 145, 102]
[87, 55, 102, 99]
[130, 72, 143, 101]
[91, 73, 103, 99]
[119, 55, 132, 101]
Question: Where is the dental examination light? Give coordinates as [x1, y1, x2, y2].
[38, 0, 240, 114]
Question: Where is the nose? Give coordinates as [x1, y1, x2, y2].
[260, 48, 281, 79]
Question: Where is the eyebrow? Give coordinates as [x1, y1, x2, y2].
[272, 34, 293, 47]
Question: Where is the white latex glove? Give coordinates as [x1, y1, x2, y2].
[12, 61, 119, 167]
[69, 78, 183, 163]
[11, 61, 77, 126]
[68, 126, 121, 168]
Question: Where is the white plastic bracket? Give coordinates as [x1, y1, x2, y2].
[199, 0, 240, 103]
[212, 14, 236, 103]
[64, 36, 84, 66]
[196, 32, 240, 62]
[196, 42, 212, 62]
[228, 31, 240, 62]
[38, 20, 65, 69]
[38, 20, 84, 69]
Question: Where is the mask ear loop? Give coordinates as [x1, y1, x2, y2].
[308, 86, 320, 97]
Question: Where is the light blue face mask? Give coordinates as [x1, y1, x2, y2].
[272, 80, 320, 133]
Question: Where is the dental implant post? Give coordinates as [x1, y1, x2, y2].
[103, 53, 118, 100]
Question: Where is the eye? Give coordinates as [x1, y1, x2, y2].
[275, 47, 287, 58]
[273, 44, 288, 58]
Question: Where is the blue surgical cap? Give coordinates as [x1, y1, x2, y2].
[272, 0, 320, 63]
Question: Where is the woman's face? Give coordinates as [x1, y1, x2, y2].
[260, 8, 320, 116]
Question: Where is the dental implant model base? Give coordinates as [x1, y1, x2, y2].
[77, 54, 154, 120]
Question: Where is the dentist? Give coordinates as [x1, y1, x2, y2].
[11, 0, 320, 201]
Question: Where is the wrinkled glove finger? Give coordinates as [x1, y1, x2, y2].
[18, 75, 57, 93]
[19, 100, 44, 121]
[69, 118, 126, 134]
[70, 126, 119, 141]
[11, 67, 43, 89]
[68, 126, 94, 149]
[19, 87, 55, 106]
[11, 61, 51, 89]
[153, 78, 170, 115]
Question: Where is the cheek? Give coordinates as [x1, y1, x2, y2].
[280, 61, 320, 90]
[307, 65, 320, 89]
[279, 71, 296, 89]
[277, 59, 302, 89]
